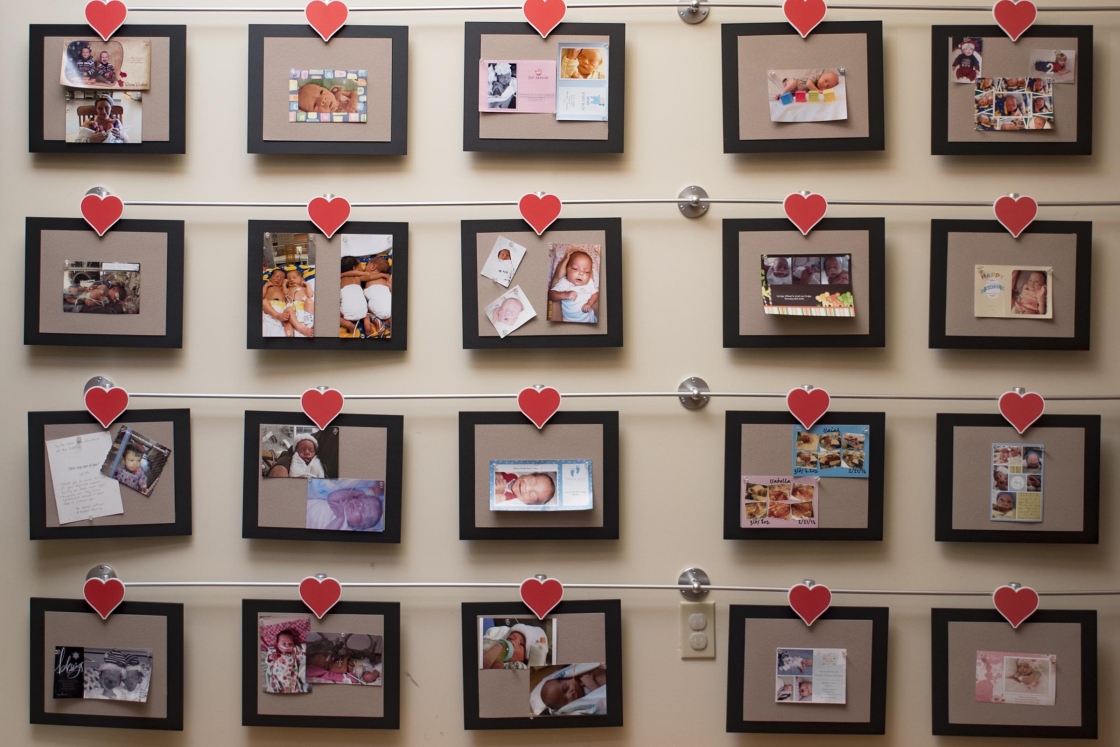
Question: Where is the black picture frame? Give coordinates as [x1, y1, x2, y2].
[241, 599, 401, 729]
[246, 220, 409, 351]
[931, 608, 1097, 739]
[931, 25, 1094, 156]
[29, 25, 187, 155]
[463, 22, 626, 154]
[247, 24, 409, 156]
[721, 21, 885, 154]
[722, 218, 886, 348]
[24, 217, 185, 349]
[30, 597, 185, 731]
[242, 411, 403, 543]
[461, 218, 624, 349]
[726, 604, 889, 734]
[461, 600, 623, 729]
[27, 408, 193, 540]
[928, 219, 1092, 350]
[724, 411, 886, 541]
[458, 411, 620, 540]
[934, 413, 1100, 544]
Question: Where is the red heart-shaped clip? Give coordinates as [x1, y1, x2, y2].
[998, 390, 1045, 434]
[85, 0, 128, 42]
[523, 0, 567, 39]
[783, 192, 828, 235]
[993, 195, 1038, 238]
[520, 577, 564, 620]
[84, 577, 126, 620]
[307, 196, 351, 239]
[788, 583, 832, 626]
[517, 386, 561, 429]
[993, 0, 1037, 43]
[301, 388, 345, 430]
[81, 193, 124, 237]
[85, 386, 129, 429]
[783, 0, 828, 39]
[786, 387, 830, 430]
[518, 193, 562, 236]
[305, 0, 349, 42]
[299, 576, 342, 619]
[992, 585, 1039, 628]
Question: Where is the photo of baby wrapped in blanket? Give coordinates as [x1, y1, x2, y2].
[480, 616, 556, 670]
[976, 651, 1056, 706]
[261, 232, 315, 338]
[306, 478, 385, 532]
[547, 243, 601, 323]
[339, 233, 394, 339]
[489, 459, 593, 511]
[52, 646, 153, 702]
[63, 260, 140, 313]
[290, 68, 368, 122]
[974, 265, 1053, 319]
[305, 632, 383, 686]
[767, 68, 847, 123]
[260, 615, 311, 694]
[531, 663, 608, 716]
[260, 424, 339, 479]
[974, 77, 1053, 131]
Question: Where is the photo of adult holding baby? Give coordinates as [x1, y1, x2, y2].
[260, 424, 339, 479]
[547, 243, 601, 323]
[480, 617, 555, 670]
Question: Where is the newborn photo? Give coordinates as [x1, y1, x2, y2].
[99, 425, 171, 498]
[973, 265, 1053, 319]
[741, 476, 819, 528]
[480, 235, 528, 287]
[767, 68, 847, 123]
[260, 424, 340, 479]
[775, 647, 847, 704]
[262, 233, 315, 338]
[974, 78, 1054, 131]
[479, 615, 557, 670]
[484, 285, 536, 338]
[260, 615, 311, 694]
[305, 632, 384, 685]
[289, 68, 368, 122]
[530, 663, 608, 716]
[65, 90, 144, 144]
[59, 646, 154, 702]
[63, 260, 140, 313]
[975, 651, 1056, 706]
[761, 254, 855, 317]
[339, 233, 394, 339]
[556, 44, 609, 121]
[479, 60, 556, 113]
[547, 243, 601, 323]
[306, 478, 386, 532]
[990, 441, 1044, 523]
[489, 459, 594, 511]
[60, 38, 152, 90]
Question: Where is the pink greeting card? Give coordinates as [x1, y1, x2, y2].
[479, 60, 556, 113]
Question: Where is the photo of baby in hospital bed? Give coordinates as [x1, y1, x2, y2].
[305, 632, 383, 685]
[530, 663, 608, 716]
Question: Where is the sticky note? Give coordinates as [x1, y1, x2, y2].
[824, 90, 837, 103]
[780, 92, 794, 105]
[794, 91, 807, 102]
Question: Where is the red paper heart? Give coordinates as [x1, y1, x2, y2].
[998, 390, 1045, 434]
[520, 577, 564, 620]
[307, 196, 351, 239]
[299, 576, 342, 619]
[783, 192, 828, 235]
[523, 0, 567, 39]
[518, 193, 562, 236]
[85, 386, 129, 429]
[84, 578, 126, 620]
[786, 387, 830, 430]
[783, 0, 828, 39]
[85, 0, 128, 42]
[993, 195, 1038, 238]
[305, 0, 349, 42]
[518, 386, 561, 429]
[993, 0, 1037, 43]
[81, 193, 124, 237]
[788, 583, 832, 626]
[301, 388, 345, 430]
[993, 585, 1039, 628]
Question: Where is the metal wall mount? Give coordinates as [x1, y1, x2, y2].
[679, 568, 710, 599]
[677, 185, 709, 218]
[678, 377, 710, 410]
[678, 0, 709, 25]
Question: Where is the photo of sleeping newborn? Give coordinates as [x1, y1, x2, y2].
[52, 646, 153, 702]
[260, 424, 339, 479]
[990, 442, 1044, 523]
[976, 651, 1056, 706]
[489, 459, 593, 511]
[339, 233, 394, 339]
[306, 478, 385, 532]
[530, 663, 608, 716]
[974, 77, 1053, 131]
[767, 68, 847, 123]
[290, 68, 368, 122]
[305, 632, 383, 685]
[484, 285, 537, 338]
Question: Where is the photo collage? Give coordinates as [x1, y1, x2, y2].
[290, 69, 369, 123]
[53, 646, 153, 702]
[489, 459, 593, 511]
[766, 68, 848, 123]
[260, 424, 386, 533]
[975, 651, 1056, 706]
[339, 233, 394, 339]
[991, 443, 1044, 523]
[479, 615, 607, 717]
[480, 42, 608, 121]
[260, 615, 384, 694]
[261, 232, 315, 338]
[61, 38, 151, 144]
[792, 425, 869, 478]
[741, 476, 818, 527]
[775, 648, 847, 704]
[761, 254, 854, 317]
[64, 260, 140, 314]
[974, 265, 1053, 319]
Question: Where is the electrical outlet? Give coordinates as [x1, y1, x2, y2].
[680, 601, 716, 659]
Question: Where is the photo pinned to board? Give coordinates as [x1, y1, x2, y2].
[761, 254, 854, 316]
[531, 663, 608, 717]
[45, 432, 123, 524]
[489, 459, 593, 511]
[556, 43, 609, 121]
[480, 236, 528, 287]
[99, 425, 172, 498]
[260, 615, 311, 694]
[63, 260, 140, 313]
[61, 38, 151, 90]
[485, 285, 537, 338]
[479, 60, 557, 112]
[974, 78, 1054, 131]
[767, 68, 847, 122]
[741, 476, 818, 527]
[262, 232, 316, 339]
[991, 443, 1044, 523]
[305, 632, 384, 685]
[480, 615, 557, 670]
[65, 90, 143, 144]
[975, 652, 1056, 706]
[792, 425, 869, 477]
[290, 69, 368, 122]
[260, 424, 339, 479]
[775, 648, 847, 704]
[339, 233, 394, 339]
[53, 646, 154, 702]
[547, 243, 601, 323]
[1030, 49, 1076, 83]
[974, 265, 1053, 319]
[306, 478, 386, 532]
[950, 37, 983, 83]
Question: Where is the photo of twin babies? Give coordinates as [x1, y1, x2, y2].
[260, 615, 384, 694]
[61, 39, 150, 144]
[53, 646, 153, 702]
[262, 233, 315, 338]
[289, 68, 368, 123]
[741, 476, 818, 527]
[339, 234, 394, 339]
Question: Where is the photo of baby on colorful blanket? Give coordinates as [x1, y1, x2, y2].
[290, 69, 368, 122]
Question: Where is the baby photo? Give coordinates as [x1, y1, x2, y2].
[305, 632, 383, 685]
[791, 425, 870, 478]
[767, 68, 847, 123]
[480, 615, 557, 670]
[974, 78, 1054, 131]
[479, 60, 556, 112]
[741, 476, 819, 528]
[775, 648, 847, 704]
[60, 38, 151, 90]
[262, 234, 315, 338]
[99, 425, 171, 498]
[480, 236, 528, 287]
[761, 255, 854, 317]
[73, 647, 154, 702]
[556, 44, 609, 121]
[950, 37, 983, 82]
[63, 260, 140, 313]
[260, 424, 339, 479]
[990, 442, 1044, 523]
[547, 243, 601, 323]
[531, 663, 608, 716]
[974, 265, 1053, 319]
[260, 615, 311, 694]
[65, 89, 143, 144]
[1030, 49, 1076, 83]
[290, 69, 368, 122]
[975, 651, 1056, 706]
[489, 459, 593, 511]
[485, 285, 537, 338]
[306, 478, 385, 532]
[339, 233, 394, 339]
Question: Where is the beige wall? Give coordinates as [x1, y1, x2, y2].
[6, 1, 1119, 745]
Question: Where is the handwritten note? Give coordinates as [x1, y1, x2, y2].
[46, 433, 123, 524]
